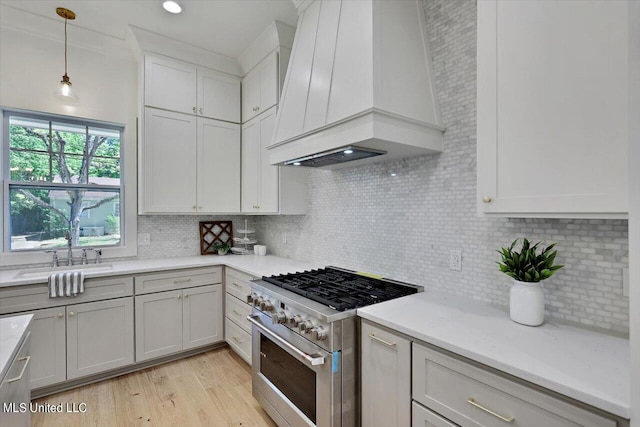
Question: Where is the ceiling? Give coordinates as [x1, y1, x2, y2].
[0, 0, 298, 58]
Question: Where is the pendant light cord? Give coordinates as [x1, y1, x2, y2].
[64, 16, 68, 76]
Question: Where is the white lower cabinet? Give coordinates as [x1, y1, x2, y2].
[412, 402, 459, 427]
[182, 284, 223, 350]
[0, 330, 31, 427]
[361, 320, 411, 427]
[136, 284, 223, 362]
[29, 307, 66, 389]
[361, 319, 621, 427]
[66, 297, 134, 380]
[224, 268, 254, 365]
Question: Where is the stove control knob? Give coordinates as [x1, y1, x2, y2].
[299, 319, 316, 333]
[310, 326, 328, 341]
[289, 315, 303, 327]
[261, 300, 274, 312]
[253, 296, 264, 307]
[271, 311, 287, 324]
[247, 293, 258, 304]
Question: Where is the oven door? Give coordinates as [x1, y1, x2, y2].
[248, 312, 340, 427]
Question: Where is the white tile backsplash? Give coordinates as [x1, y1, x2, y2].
[255, 0, 629, 334]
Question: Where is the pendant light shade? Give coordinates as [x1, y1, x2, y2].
[54, 7, 78, 103]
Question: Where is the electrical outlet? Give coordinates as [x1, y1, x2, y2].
[138, 233, 150, 246]
[449, 250, 462, 271]
[623, 268, 629, 297]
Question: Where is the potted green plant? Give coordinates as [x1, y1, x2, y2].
[214, 241, 230, 256]
[497, 238, 564, 326]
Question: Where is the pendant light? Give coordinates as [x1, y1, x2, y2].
[53, 7, 78, 102]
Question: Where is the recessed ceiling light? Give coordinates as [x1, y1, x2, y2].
[293, 162, 301, 166]
[390, 172, 397, 177]
[163, 1, 182, 14]
[343, 149, 354, 154]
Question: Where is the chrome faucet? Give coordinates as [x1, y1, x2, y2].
[65, 230, 73, 266]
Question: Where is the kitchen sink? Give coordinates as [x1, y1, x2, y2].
[13, 263, 114, 279]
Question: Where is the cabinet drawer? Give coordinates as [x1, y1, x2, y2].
[0, 331, 31, 427]
[413, 401, 459, 427]
[225, 293, 251, 333]
[225, 317, 251, 365]
[224, 268, 254, 302]
[135, 267, 221, 295]
[0, 276, 133, 315]
[412, 343, 616, 427]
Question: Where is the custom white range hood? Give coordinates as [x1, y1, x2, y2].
[268, 0, 444, 169]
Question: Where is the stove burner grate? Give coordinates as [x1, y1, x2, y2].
[262, 267, 418, 311]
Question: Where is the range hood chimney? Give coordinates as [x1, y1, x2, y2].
[268, 0, 444, 169]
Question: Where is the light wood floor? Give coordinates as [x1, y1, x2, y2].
[32, 347, 277, 427]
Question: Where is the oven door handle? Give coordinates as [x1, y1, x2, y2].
[247, 315, 326, 366]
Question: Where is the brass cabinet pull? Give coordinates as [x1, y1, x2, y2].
[192, 107, 197, 113]
[368, 333, 396, 347]
[57, 313, 64, 319]
[177, 294, 182, 300]
[467, 397, 514, 423]
[231, 281, 243, 288]
[232, 309, 242, 316]
[68, 311, 75, 317]
[482, 196, 492, 203]
[184, 293, 189, 298]
[232, 336, 243, 344]
[7, 356, 31, 383]
[173, 278, 192, 284]
[199, 108, 203, 114]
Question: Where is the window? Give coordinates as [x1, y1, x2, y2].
[4, 111, 123, 252]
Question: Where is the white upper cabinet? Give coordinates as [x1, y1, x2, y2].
[143, 108, 197, 213]
[142, 108, 240, 214]
[477, 0, 630, 218]
[242, 107, 307, 214]
[145, 55, 240, 123]
[145, 55, 196, 115]
[197, 118, 241, 212]
[242, 52, 279, 123]
[198, 69, 241, 123]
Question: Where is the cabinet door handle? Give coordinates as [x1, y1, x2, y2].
[57, 313, 64, 319]
[192, 205, 197, 210]
[199, 108, 203, 114]
[231, 281, 242, 288]
[192, 106, 197, 113]
[184, 293, 189, 298]
[467, 398, 514, 423]
[68, 311, 75, 317]
[232, 336, 243, 344]
[6, 356, 31, 383]
[173, 278, 192, 284]
[232, 309, 242, 316]
[177, 294, 182, 300]
[482, 196, 492, 203]
[368, 333, 396, 347]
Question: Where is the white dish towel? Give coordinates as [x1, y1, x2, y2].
[49, 271, 85, 297]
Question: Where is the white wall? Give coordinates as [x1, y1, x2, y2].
[0, 12, 138, 264]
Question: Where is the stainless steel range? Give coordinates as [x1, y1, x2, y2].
[247, 266, 423, 427]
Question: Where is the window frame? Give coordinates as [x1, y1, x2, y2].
[1, 108, 137, 266]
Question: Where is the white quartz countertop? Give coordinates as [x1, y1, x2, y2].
[357, 291, 630, 419]
[0, 255, 321, 288]
[0, 314, 33, 382]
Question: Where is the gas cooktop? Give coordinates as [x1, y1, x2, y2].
[262, 266, 420, 311]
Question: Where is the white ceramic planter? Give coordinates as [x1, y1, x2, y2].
[509, 280, 545, 326]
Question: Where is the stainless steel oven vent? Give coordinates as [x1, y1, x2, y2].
[281, 146, 386, 168]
